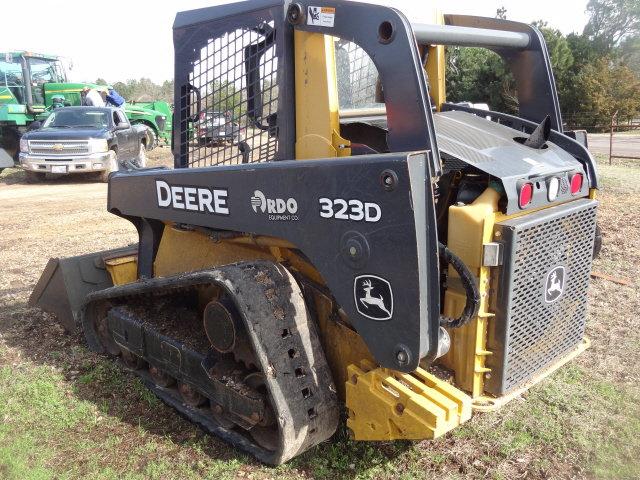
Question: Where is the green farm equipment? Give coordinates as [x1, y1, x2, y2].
[0, 51, 172, 167]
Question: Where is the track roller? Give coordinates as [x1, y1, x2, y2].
[149, 366, 175, 387]
[121, 349, 146, 370]
[178, 382, 207, 407]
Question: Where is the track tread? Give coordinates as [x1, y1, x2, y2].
[81, 260, 339, 464]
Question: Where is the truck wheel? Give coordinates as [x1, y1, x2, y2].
[25, 171, 45, 183]
[99, 150, 119, 183]
[135, 142, 147, 168]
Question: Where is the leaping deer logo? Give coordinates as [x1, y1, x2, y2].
[355, 276, 393, 320]
[547, 271, 563, 295]
[545, 266, 565, 303]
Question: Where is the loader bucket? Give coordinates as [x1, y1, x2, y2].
[28, 246, 138, 332]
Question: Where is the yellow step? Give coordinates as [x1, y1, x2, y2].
[345, 360, 472, 441]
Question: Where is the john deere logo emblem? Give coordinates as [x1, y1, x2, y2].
[52, 144, 64, 151]
[354, 275, 393, 321]
[544, 266, 566, 303]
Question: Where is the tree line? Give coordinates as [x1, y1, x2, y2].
[95, 78, 173, 104]
[446, 0, 640, 130]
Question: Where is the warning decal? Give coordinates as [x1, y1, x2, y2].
[307, 6, 336, 27]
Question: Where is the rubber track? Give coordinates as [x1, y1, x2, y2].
[81, 261, 339, 464]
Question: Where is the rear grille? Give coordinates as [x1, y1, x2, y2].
[485, 199, 597, 395]
[29, 140, 89, 155]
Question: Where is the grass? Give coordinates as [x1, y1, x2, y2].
[0, 355, 246, 480]
[0, 166, 25, 184]
[0, 155, 639, 478]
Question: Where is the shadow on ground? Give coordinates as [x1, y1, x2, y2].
[0, 167, 103, 186]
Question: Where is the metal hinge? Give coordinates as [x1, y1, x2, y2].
[483, 242, 503, 267]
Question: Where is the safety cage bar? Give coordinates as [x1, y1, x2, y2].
[413, 15, 563, 132]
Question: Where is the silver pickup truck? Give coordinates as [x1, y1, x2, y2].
[19, 106, 148, 182]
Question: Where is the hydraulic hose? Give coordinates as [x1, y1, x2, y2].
[438, 242, 480, 329]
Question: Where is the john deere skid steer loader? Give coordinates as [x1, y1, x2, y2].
[29, 0, 599, 464]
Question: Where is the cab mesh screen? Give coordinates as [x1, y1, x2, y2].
[335, 40, 381, 111]
[180, 22, 279, 167]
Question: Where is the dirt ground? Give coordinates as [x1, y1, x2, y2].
[0, 149, 639, 479]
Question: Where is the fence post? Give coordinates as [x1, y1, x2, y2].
[609, 110, 618, 165]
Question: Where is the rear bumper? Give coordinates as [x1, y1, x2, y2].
[19, 151, 112, 174]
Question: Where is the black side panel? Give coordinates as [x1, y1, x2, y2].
[107, 152, 440, 372]
[444, 15, 563, 132]
[172, 0, 295, 168]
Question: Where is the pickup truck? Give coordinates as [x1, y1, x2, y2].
[196, 110, 243, 146]
[19, 106, 148, 182]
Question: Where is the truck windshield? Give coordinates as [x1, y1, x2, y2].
[43, 109, 110, 129]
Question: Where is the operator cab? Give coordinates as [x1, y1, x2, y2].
[0, 52, 67, 109]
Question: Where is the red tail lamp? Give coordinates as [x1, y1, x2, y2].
[518, 182, 534, 208]
[570, 173, 583, 195]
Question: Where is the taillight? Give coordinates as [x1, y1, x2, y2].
[547, 177, 560, 201]
[570, 173, 583, 195]
[518, 182, 534, 208]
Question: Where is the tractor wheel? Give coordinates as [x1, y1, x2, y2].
[145, 128, 157, 151]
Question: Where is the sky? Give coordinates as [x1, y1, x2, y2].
[0, 0, 590, 84]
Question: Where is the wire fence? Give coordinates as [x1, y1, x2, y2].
[563, 111, 640, 133]
[571, 111, 640, 164]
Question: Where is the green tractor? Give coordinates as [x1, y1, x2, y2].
[0, 51, 172, 169]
